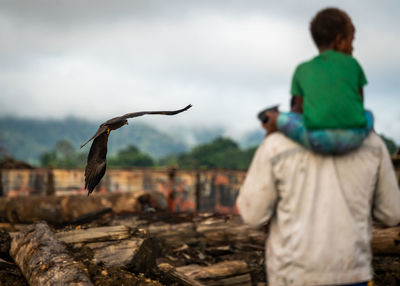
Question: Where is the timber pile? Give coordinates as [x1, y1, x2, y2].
[0, 191, 167, 225]
[0, 158, 34, 169]
[0, 212, 399, 285]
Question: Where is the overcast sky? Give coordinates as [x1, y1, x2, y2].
[1, 0, 399, 143]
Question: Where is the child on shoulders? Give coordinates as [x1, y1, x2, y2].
[265, 7, 373, 155]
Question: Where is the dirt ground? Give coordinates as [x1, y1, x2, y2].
[0, 213, 399, 286]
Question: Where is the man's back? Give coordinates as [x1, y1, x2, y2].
[237, 132, 400, 286]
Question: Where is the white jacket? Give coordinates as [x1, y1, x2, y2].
[237, 132, 400, 286]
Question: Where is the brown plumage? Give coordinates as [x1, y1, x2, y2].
[81, 104, 192, 195]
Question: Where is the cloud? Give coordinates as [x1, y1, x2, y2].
[0, 0, 399, 143]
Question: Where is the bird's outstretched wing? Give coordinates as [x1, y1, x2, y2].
[84, 132, 109, 195]
[80, 105, 192, 148]
[82, 104, 192, 195]
[121, 104, 192, 119]
[80, 125, 108, 149]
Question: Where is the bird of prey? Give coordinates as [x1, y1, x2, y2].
[81, 104, 192, 195]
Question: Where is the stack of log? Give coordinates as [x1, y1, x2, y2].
[0, 194, 399, 285]
[0, 158, 34, 169]
[0, 191, 167, 225]
[2, 216, 264, 285]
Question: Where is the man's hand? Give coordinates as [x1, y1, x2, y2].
[261, 111, 279, 136]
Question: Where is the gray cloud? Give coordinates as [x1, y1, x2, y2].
[0, 0, 399, 143]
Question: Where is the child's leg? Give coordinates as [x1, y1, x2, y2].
[277, 111, 374, 154]
[307, 110, 374, 154]
[276, 112, 311, 148]
[364, 109, 374, 132]
[307, 128, 367, 154]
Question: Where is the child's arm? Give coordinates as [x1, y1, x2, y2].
[290, 95, 303, 113]
[359, 88, 364, 102]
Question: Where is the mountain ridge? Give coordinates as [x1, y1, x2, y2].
[0, 116, 264, 165]
[0, 117, 188, 164]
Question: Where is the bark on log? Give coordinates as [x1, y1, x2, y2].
[113, 214, 400, 257]
[158, 263, 206, 286]
[147, 222, 197, 249]
[10, 221, 93, 286]
[372, 227, 400, 256]
[195, 217, 400, 256]
[87, 239, 144, 267]
[175, 260, 251, 286]
[128, 237, 162, 276]
[176, 260, 249, 280]
[56, 225, 161, 272]
[142, 217, 264, 249]
[56, 225, 131, 244]
[65, 208, 112, 226]
[196, 218, 266, 246]
[0, 191, 166, 224]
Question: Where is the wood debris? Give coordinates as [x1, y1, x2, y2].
[0, 211, 399, 285]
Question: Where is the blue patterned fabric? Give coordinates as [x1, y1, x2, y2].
[277, 110, 374, 155]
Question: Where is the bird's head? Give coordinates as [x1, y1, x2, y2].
[124, 119, 128, 126]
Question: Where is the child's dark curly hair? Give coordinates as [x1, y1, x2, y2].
[310, 8, 354, 48]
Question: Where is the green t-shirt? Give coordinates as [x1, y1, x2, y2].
[291, 50, 367, 130]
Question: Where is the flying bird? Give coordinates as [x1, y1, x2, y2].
[81, 104, 192, 195]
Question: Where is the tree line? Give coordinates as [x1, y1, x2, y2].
[39, 137, 257, 170]
[33, 133, 400, 170]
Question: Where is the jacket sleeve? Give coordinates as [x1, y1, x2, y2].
[372, 138, 400, 226]
[236, 139, 278, 229]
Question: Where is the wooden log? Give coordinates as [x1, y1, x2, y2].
[372, 226, 400, 255]
[86, 239, 145, 267]
[196, 217, 266, 246]
[63, 207, 112, 226]
[195, 217, 400, 256]
[176, 260, 249, 280]
[56, 225, 161, 273]
[111, 214, 400, 257]
[129, 237, 162, 276]
[0, 191, 167, 224]
[56, 225, 131, 244]
[147, 222, 197, 249]
[158, 263, 206, 286]
[205, 274, 252, 286]
[10, 221, 93, 286]
[175, 260, 251, 286]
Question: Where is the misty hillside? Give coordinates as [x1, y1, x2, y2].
[0, 117, 264, 165]
[0, 117, 189, 164]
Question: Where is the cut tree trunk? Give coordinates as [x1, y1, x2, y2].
[0, 191, 166, 224]
[195, 217, 400, 256]
[372, 227, 400, 256]
[196, 218, 266, 246]
[56, 225, 131, 244]
[175, 260, 251, 286]
[115, 215, 400, 257]
[56, 225, 161, 274]
[147, 222, 198, 249]
[158, 263, 206, 286]
[10, 221, 93, 286]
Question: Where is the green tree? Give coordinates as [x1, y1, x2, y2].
[108, 145, 154, 167]
[177, 137, 256, 170]
[39, 151, 57, 167]
[40, 139, 85, 168]
[380, 134, 399, 155]
[0, 140, 7, 160]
